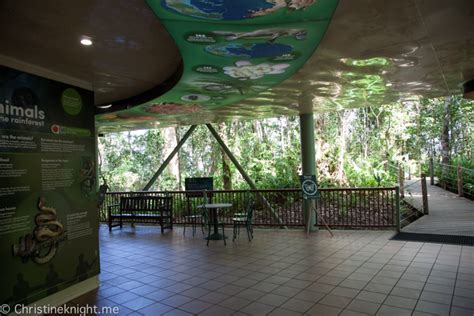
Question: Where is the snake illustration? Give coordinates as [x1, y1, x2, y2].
[12, 197, 66, 264]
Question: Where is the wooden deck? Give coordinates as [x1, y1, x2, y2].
[402, 179, 474, 236]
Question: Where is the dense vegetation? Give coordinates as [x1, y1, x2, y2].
[98, 96, 473, 192]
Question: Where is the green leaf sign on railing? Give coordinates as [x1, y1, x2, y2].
[96, 0, 339, 130]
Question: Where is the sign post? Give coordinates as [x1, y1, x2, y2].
[300, 175, 333, 237]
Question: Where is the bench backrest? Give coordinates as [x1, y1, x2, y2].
[120, 196, 172, 212]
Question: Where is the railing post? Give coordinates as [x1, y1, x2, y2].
[421, 173, 429, 215]
[395, 186, 400, 232]
[429, 157, 434, 185]
[398, 163, 405, 198]
[457, 164, 464, 197]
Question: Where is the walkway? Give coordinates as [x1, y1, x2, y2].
[402, 179, 474, 237]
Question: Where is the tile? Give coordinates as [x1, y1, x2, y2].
[306, 282, 336, 294]
[419, 291, 452, 305]
[318, 295, 352, 308]
[235, 288, 266, 301]
[423, 283, 454, 295]
[98, 286, 126, 298]
[279, 297, 314, 313]
[384, 295, 417, 310]
[199, 291, 230, 304]
[179, 300, 212, 314]
[284, 279, 312, 289]
[216, 284, 245, 296]
[340, 279, 369, 290]
[240, 302, 275, 315]
[364, 283, 393, 294]
[395, 280, 425, 290]
[356, 291, 387, 304]
[389, 286, 421, 299]
[257, 293, 289, 307]
[330, 287, 360, 298]
[450, 306, 474, 316]
[198, 305, 235, 316]
[346, 299, 380, 315]
[138, 302, 173, 315]
[144, 289, 175, 301]
[293, 289, 325, 303]
[121, 297, 154, 310]
[250, 281, 279, 293]
[129, 284, 158, 296]
[108, 291, 140, 304]
[162, 309, 193, 316]
[306, 303, 343, 316]
[452, 296, 474, 309]
[415, 300, 450, 316]
[218, 296, 252, 311]
[268, 307, 302, 316]
[340, 310, 370, 316]
[454, 287, 474, 299]
[265, 275, 292, 285]
[376, 305, 412, 316]
[232, 278, 259, 288]
[271, 285, 301, 297]
[181, 287, 211, 299]
[317, 276, 344, 286]
[161, 294, 194, 308]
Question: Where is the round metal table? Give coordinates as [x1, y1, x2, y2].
[197, 203, 232, 240]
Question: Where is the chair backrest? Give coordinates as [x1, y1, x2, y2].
[246, 197, 255, 221]
[201, 206, 210, 223]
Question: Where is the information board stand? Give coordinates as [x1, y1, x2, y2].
[300, 175, 333, 237]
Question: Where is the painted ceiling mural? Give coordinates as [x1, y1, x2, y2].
[96, 0, 339, 131]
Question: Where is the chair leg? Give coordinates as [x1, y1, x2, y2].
[206, 224, 211, 246]
[232, 222, 236, 242]
[183, 220, 186, 236]
[246, 222, 252, 241]
[222, 224, 226, 246]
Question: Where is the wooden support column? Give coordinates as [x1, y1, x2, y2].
[398, 163, 405, 199]
[421, 173, 429, 215]
[457, 164, 464, 197]
[429, 157, 434, 185]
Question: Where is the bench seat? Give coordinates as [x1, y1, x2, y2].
[108, 195, 173, 233]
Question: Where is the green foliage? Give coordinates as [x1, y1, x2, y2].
[98, 96, 473, 191]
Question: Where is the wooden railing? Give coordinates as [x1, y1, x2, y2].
[99, 187, 399, 229]
[431, 162, 474, 199]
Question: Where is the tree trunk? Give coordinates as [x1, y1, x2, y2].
[440, 97, 451, 175]
[219, 123, 232, 190]
[336, 111, 348, 185]
[162, 127, 180, 189]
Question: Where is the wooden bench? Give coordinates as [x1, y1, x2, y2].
[108, 196, 173, 233]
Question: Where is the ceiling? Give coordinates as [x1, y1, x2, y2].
[0, 0, 473, 132]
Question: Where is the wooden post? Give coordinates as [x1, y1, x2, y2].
[457, 164, 464, 197]
[398, 164, 405, 199]
[395, 186, 401, 232]
[421, 173, 429, 215]
[429, 157, 434, 185]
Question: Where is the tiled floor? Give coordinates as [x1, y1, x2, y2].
[69, 225, 474, 315]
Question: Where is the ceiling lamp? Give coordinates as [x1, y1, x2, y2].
[463, 79, 474, 99]
[80, 37, 93, 46]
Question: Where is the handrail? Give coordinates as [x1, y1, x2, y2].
[105, 187, 399, 195]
